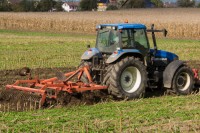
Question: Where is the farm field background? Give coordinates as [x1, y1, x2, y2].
[0, 29, 199, 71]
[0, 8, 200, 132]
[0, 8, 200, 39]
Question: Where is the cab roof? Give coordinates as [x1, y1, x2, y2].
[98, 23, 146, 30]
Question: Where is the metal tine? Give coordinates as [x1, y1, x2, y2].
[0, 89, 42, 112]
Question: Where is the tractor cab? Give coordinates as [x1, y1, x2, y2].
[96, 24, 149, 56]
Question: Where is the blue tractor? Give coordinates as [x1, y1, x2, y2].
[80, 23, 194, 99]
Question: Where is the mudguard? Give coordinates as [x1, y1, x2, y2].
[81, 48, 102, 60]
[163, 60, 185, 88]
[106, 49, 142, 64]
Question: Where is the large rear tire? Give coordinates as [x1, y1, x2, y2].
[172, 66, 194, 95]
[106, 57, 147, 99]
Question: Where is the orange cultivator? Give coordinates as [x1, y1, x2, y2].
[193, 69, 200, 86]
[3, 66, 107, 107]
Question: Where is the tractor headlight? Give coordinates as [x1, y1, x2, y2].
[112, 26, 117, 30]
[116, 47, 121, 50]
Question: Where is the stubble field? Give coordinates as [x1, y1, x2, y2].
[0, 9, 200, 132]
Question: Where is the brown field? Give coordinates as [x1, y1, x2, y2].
[0, 8, 200, 39]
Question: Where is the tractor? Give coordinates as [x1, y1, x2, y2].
[0, 22, 198, 109]
[79, 23, 195, 99]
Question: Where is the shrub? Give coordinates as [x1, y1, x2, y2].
[107, 5, 118, 10]
[80, 0, 97, 11]
[177, 0, 195, 7]
[197, 3, 200, 7]
[125, 0, 145, 8]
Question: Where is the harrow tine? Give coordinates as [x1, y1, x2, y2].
[0, 89, 42, 112]
[0, 89, 17, 101]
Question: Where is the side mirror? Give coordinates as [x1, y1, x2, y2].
[163, 29, 168, 37]
[148, 24, 168, 37]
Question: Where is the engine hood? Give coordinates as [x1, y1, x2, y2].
[150, 49, 179, 61]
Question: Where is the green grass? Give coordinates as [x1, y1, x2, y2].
[0, 29, 95, 38]
[154, 38, 200, 61]
[0, 29, 200, 70]
[0, 95, 200, 132]
[0, 30, 200, 132]
[0, 30, 96, 70]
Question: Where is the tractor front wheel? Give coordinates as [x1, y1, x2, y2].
[107, 57, 147, 99]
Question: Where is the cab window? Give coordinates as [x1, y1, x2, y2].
[121, 29, 149, 51]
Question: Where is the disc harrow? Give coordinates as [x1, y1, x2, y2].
[0, 66, 107, 111]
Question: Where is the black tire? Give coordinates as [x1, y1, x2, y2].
[106, 56, 147, 99]
[172, 66, 194, 95]
[78, 61, 92, 83]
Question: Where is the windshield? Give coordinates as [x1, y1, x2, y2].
[121, 29, 149, 53]
[96, 29, 119, 53]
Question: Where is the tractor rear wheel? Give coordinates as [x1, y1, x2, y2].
[172, 66, 194, 95]
[106, 57, 147, 99]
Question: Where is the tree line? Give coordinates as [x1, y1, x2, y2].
[0, 0, 200, 12]
[0, 0, 63, 12]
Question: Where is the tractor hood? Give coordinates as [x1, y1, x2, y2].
[150, 49, 178, 61]
[81, 48, 102, 60]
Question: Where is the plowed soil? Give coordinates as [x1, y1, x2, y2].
[0, 67, 110, 112]
[0, 60, 199, 112]
[0, 67, 75, 87]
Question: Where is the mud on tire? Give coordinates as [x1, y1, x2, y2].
[105, 56, 147, 99]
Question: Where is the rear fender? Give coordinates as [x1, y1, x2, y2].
[163, 60, 185, 88]
[81, 48, 102, 60]
[106, 49, 143, 64]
